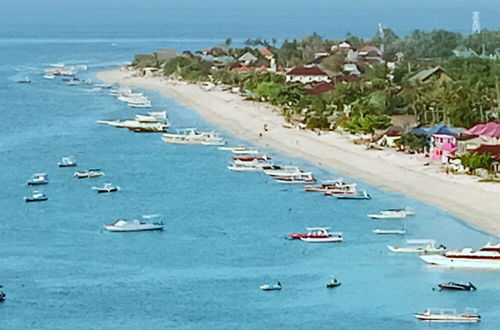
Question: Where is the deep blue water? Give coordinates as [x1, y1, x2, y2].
[0, 2, 499, 329]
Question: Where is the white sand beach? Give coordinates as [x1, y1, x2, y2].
[98, 69, 500, 237]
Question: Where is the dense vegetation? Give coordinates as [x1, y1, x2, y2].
[134, 29, 500, 133]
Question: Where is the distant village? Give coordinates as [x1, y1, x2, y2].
[128, 29, 500, 179]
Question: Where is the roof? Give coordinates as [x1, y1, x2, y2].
[428, 124, 456, 136]
[474, 144, 500, 162]
[467, 122, 500, 138]
[358, 45, 381, 56]
[259, 48, 273, 58]
[410, 66, 449, 82]
[287, 67, 328, 76]
[238, 52, 258, 63]
[304, 82, 333, 95]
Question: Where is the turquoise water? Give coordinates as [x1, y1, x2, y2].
[1, 2, 500, 329]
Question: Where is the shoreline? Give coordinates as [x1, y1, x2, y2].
[97, 68, 500, 237]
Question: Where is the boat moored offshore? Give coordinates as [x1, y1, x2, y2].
[27, 173, 49, 186]
[92, 183, 120, 193]
[419, 242, 500, 269]
[58, 156, 77, 167]
[104, 219, 164, 232]
[74, 169, 105, 179]
[414, 308, 480, 323]
[24, 190, 48, 203]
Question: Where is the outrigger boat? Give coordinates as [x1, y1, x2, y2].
[27, 173, 48, 186]
[387, 239, 446, 254]
[260, 282, 282, 291]
[104, 218, 164, 232]
[92, 183, 120, 193]
[24, 191, 48, 203]
[437, 282, 476, 291]
[58, 156, 77, 167]
[420, 242, 500, 269]
[414, 308, 480, 323]
[336, 190, 370, 200]
[74, 169, 104, 179]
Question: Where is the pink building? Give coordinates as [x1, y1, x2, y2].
[431, 134, 457, 162]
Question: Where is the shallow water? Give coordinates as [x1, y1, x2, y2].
[1, 3, 500, 328]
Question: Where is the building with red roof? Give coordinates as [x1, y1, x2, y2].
[285, 67, 330, 84]
[259, 48, 274, 60]
[474, 144, 500, 172]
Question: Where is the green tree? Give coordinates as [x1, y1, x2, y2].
[460, 152, 493, 173]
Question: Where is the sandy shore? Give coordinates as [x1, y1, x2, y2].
[98, 69, 500, 237]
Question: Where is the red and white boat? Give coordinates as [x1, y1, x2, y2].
[414, 308, 480, 323]
[287, 227, 343, 243]
[287, 227, 331, 240]
[300, 233, 343, 243]
[232, 155, 269, 162]
[420, 242, 500, 269]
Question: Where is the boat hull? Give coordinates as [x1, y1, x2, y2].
[420, 255, 500, 269]
[25, 197, 48, 203]
[104, 225, 164, 232]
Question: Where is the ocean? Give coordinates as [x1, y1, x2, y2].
[0, 1, 499, 329]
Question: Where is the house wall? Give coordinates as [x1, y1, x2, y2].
[430, 134, 457, 162]
[285, 75, 330, 84]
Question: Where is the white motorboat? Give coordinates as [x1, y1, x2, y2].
[128, 101, 152, 108]
[24, 190, 48, 203]
[304, 178, 356, 193]
[300, 232, 343, 243]
[260, 282, 282, 291]
[373, 228, 406, 235]
[232, 148, 259, 155]
[368, 207, 415, 219]
[27, 173, 49, 186]
[161, 129, 224, 145]
[218, 145, 251, 152]
[419, 242, 500, 269]
[74, 169, 105, 179]
[104, 219, 164, 232]
[93, 183, 120, 193]
[58, 156, 77, 167]
[387, 239, 445, 254]
[273, 172, 316, 184]
[43, 74, 55, 79]
[228, 161, 261, 172]
[414, 308, 480, 323]
[264, 165, 301, 177]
